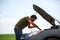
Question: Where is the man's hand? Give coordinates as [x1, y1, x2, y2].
[31, 23, 41, 30]
[36, 26, 41, 30]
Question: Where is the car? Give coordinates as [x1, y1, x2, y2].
[20, 4, 60, 40]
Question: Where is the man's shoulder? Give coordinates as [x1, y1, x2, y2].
[24, 16, 29, 18]
[25, 16, 29, 18]
[24, 16, 29, 20]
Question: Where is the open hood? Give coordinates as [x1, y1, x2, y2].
[33, 4, 55, 26]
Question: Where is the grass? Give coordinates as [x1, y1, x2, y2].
[0, 34, 16, 40]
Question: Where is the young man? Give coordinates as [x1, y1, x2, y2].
[14, 15, 41, 40]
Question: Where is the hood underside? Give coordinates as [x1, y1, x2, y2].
[33, 4, 55, 26]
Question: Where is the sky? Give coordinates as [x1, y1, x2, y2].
[0, 0, 60, 34]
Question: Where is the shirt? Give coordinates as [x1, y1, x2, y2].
[15, 16, 29, 30]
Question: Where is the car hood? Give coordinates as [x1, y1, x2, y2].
[33, 4, 55, 26]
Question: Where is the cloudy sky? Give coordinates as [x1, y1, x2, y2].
[0, 0, 60, 34]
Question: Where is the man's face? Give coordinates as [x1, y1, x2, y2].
[31, 18, 36, 22]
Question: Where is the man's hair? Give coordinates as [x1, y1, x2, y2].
[30, 15, 37, 19]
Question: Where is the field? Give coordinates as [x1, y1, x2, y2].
[0, 34, 16, 40]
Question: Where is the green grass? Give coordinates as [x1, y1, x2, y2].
[0, 34, 16, 40]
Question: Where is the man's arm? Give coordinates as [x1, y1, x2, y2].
[36, 26, 41, 30]
[28, 20, 41, 30]
[28, 23, 35, 28]
[28, 20, 37, 26]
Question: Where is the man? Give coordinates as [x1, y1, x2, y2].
[14, 15, 41, 40]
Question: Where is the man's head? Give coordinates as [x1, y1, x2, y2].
[30, 15, 37, 22]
